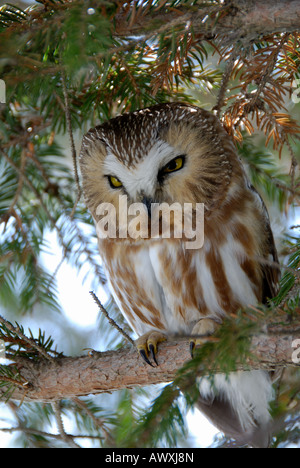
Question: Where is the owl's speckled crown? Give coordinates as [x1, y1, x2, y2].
[81, 102, 231, 167]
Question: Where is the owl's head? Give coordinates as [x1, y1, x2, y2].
[79, 102, 241, 240]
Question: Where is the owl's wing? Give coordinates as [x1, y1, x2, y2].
[250, 184, 281, 303]
[196, 185, 279, 448]
[261, 221, 280, 303]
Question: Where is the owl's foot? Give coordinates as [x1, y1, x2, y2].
[190, 318, 219, 357]
[136, 331, 167, 367]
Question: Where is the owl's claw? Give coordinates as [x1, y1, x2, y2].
[189, 318, 218, 357]
[139, 348, 155, 367]
[189, 340, 195, 358]
[136, 331, 167, 367]
[149, 343, 158, 366]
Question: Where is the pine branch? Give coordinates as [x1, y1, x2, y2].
[0, 314, 56, 363]
[71, 397, 111, 441]
[213, 46, 238, 117]
[114, 0, 300, 43]
[60, 68, 82, 217]
[52, 401, 81, 448]
[0, 423, 103, 443]
[3, 1, 300, 44]
[1, 326, 298, 403]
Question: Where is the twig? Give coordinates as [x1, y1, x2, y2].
[246, 158, 300, 199]
[213, 46, 238, 117]
[8, 149, 27, 213]
[278, 280, 300, 308]
[1, 122, 51, 150]
[53, 401, 81, 448]
[0, 314, 56, 364]
[286, 138, 298, 196]
[233, 34, 290, 130]
[61, 68, 82, 218]
[71, 397, 106, 431]
[71, 397, 114, 445]
[0, 375, 29, 390]
[0, 149, 27, 226]
[89, 291, 134, 345]
[253, 255, 300, 279]
[0, 423, 104, 442]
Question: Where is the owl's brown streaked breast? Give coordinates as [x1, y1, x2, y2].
[99, 215, 265, 337]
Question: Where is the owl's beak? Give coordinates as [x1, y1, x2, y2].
[141, 196, 153, 219]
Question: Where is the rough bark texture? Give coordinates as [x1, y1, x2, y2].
[3, 332, 299, 403]
[115, 0, 300, 43]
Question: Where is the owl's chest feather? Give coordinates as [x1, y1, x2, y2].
[102, 234, 260, 337]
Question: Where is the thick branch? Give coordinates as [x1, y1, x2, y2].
[2, 332, 299, 403]
[115, 0, 300, 43]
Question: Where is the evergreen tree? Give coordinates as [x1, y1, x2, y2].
[0, 0, 299, 448]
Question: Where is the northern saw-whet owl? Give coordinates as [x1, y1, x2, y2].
[79, 102, 280, 447]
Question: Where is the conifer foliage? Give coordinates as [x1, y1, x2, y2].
[0, 0, 299, 448]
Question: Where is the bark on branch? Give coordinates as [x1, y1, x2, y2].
[115, 0, 300, 43]
[2, 331, 299, 403]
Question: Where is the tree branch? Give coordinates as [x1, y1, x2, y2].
[2, 331, 299, 403]
[115, 0, 300, 43]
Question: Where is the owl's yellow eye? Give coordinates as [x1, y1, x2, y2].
[163, 156, 185, 174]
[108, 175, 123, 188]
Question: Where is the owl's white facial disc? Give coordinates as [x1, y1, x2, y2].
[103, 139, 178, 199]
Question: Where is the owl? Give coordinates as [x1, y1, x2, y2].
[79, 102, 280, 447]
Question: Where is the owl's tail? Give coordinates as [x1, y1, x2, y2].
[197, 370, 273, 447]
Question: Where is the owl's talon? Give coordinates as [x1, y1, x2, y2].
[149, 343, 158, 366]
[136, 331, 167, 366]
[190, 341, 195, 358]
[139, 348, 154, 367]
[189, 318, 219, 357]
